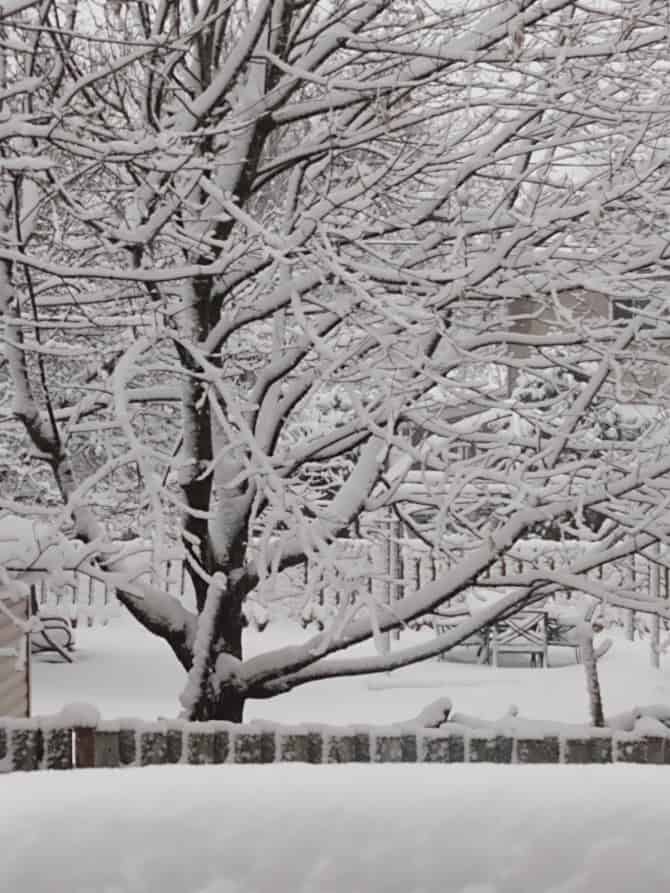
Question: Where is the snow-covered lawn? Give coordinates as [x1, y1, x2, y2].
[4, 618, 669, 893]
[3, 763, 670, 893]
[31, 614, 670, 726]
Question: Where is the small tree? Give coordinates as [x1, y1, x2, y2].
[2, 0, 670, 721]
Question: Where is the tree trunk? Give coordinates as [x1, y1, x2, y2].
[190, 686, 246, 723]
[576, 622, 605, 727]
[184, 575, 248, 722]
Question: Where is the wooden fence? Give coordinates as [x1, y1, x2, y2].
[2, 713, 670, 772]
[34, 553, 189, 625]
[31, 533, 670, 650]
[0, 594, 30, 717]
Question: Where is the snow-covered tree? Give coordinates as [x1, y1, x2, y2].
[2, 0, 670, 721]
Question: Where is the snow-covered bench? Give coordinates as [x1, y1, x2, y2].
[415, 598, 606, 667]
[410, 605, 492, 663]
[31, 614, 75, 663]
[490, 609, 549, 667]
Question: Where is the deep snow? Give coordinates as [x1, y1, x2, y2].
[5, 614, 670, 893]
[2, 764, 670, 893]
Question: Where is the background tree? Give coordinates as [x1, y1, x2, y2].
[1, 0, 670, 721]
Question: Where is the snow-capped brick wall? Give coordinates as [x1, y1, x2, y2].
[2, 713, 670, 772]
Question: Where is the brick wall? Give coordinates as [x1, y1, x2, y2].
[2, 716, 670, 772]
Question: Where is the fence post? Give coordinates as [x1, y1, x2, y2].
[87, 574, 94, 627]
[389, 514, 403, 642]
[74, 727, 96, 768]
[650, 613, 661, 669]
[371, 537, 390, 654]
[412, 555, 420, 593]
[625, 555, 637, 641]
[624, 609, 635, 641]
[650, 544, 661, 669]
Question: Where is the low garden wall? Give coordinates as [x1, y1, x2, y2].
[3, 707, 670, 772]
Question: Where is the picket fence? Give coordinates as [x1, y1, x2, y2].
[32, 531, 670, 653]
[34, 552, 189, 625]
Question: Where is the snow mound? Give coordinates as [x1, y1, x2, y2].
[55, 702, 102, 727]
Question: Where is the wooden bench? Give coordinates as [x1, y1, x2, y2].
[31, 614, 75, 663]
[411, 607, 492, 664]
[29, 588, 75, 663]
[417, 606, 589, 667]
[490, 609, 548, 667]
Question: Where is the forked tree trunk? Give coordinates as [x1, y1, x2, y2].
[184, 573, 248, 722]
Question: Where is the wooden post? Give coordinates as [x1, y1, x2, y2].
[390, 514, 403, 642]
[87, 573, 94, 627]
[412, 555, 420, 593]
[626, 555, 637, 640]
[0, 590, 31, 718]
[69, 573, 77, 629]
[26, 593, 31, 717]
[182, 557, 189, 599]
[650, 544, 661, 669]
[74, 727, 96, 768]
[102, 581, 112, 626]
[371, 537, 390, 654]
[650, 613, 660, 669]
[624, 609, 635, 641]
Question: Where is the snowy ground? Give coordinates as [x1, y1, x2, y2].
[3, 763, 670, 893]
[5, 617, 670, 893]
[31, 613, 670, 725]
